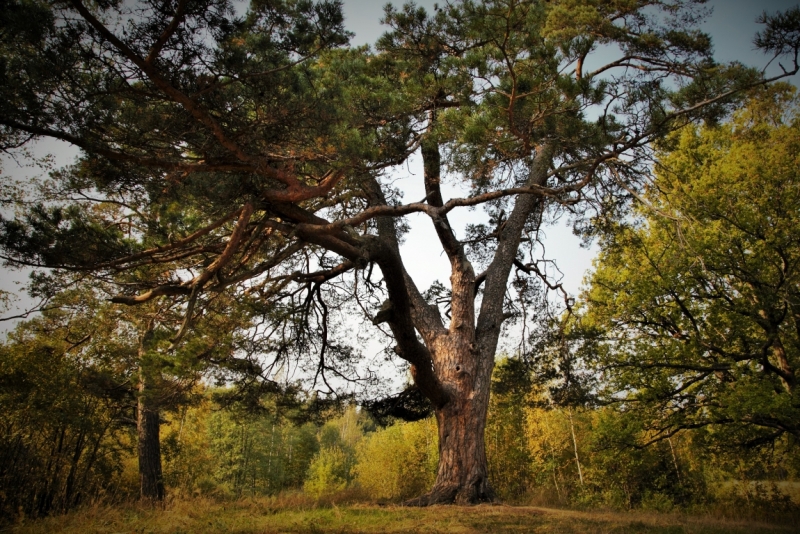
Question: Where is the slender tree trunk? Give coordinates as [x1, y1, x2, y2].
[137, 329, 164, 502]
[62, 428, 86, 511]
[73, 423, 108, 509]
[138, 372, 164, 502]
[567, 408, 584, 486]
[38, 426, 66, 516]
[668, 436, 681, 485]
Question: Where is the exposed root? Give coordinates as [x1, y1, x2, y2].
[404, 482, 496, 506]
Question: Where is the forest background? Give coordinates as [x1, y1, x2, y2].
[1, 0, 800, 527]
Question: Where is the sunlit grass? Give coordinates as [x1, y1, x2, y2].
[7, 497, 799, 534]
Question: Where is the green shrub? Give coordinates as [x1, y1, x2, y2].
[303, 446, 353, 498]
[354, 419, 437, 501]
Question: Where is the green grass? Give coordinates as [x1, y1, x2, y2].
[6, 498, 799, 534]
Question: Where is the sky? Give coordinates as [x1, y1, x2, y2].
[339, 0, 800, 300]
[344, 0, 800, 53]
[1, 0, 798, 330]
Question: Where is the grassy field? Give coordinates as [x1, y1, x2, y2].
[5, 498, 799, 534]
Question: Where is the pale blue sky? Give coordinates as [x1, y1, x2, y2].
[343, 0, 800, 55]
[341, 0, 800, 299]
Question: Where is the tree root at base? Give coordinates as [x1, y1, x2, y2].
[403, 482, 496, 506]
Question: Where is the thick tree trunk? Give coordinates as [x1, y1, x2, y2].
[369, 137, 552, 506]
[137, 330, 164, 502]
[406, 335, 496, 505]
[409, 393, 494, 505]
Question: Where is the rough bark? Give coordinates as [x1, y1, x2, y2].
[405, 339, 495, 505]
[401, 142, 553, 505]
[137, 329, 165, 502]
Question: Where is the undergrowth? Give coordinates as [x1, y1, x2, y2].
[5, 493, 799, 534]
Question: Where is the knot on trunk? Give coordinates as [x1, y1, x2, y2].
[372, 300, 394, 325]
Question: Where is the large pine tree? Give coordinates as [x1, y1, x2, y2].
[1, 0, 798, 503]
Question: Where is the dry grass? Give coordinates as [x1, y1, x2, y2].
[5, 497, 800, 534]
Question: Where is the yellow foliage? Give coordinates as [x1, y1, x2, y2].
[353, 419, 438, 501]
[304, 446, 352, 498]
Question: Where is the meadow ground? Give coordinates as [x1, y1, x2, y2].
[5, 498, 799, 534]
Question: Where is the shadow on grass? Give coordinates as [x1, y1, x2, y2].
[6, 494, 800, 534]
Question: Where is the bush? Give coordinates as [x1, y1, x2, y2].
[303, 446, 353, 498]
[354, 419, 437, 501]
